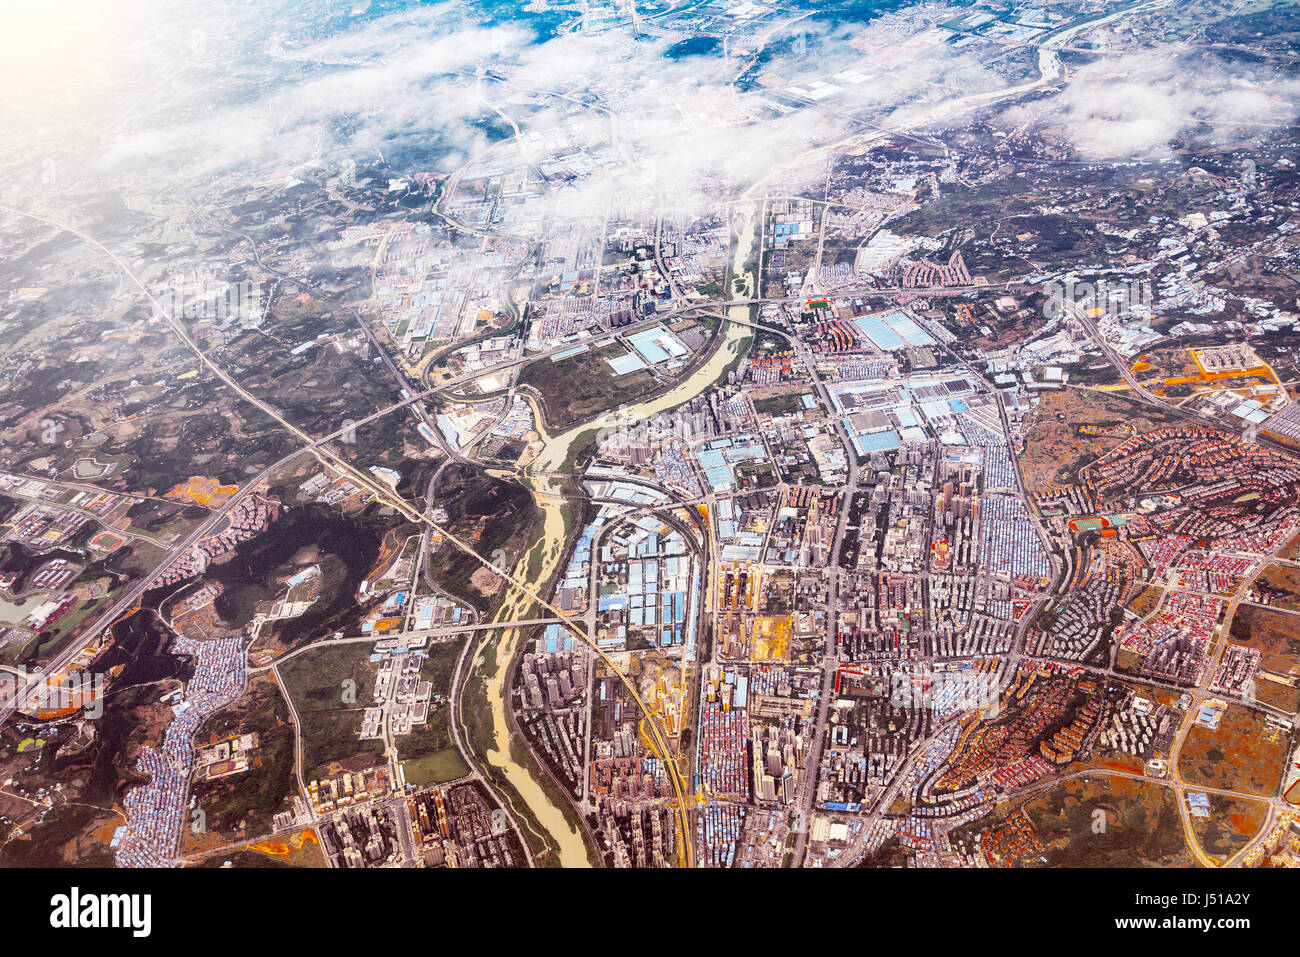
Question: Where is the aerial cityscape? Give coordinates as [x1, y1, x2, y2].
[3, 0, 1300, 888]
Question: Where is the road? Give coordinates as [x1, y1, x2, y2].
[4, 0, 1262, 870]
[269, 662, 324, 862]
[0, 200, 698, 869]
[787, 328, 860, 868]
[246, 617, 565, 673]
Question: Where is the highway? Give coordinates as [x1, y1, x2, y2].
[1066, 295, 1300, 461]
[785, 325, 860, 868]
[0, 201, 697, 869]
[269, 662, 323, 856]
[245, 618, 565, 673]
[4, 0, 1280, 870]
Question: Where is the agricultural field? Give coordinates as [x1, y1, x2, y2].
[397, 639, 470, 787]
[422, 466, 539, 615]
[279, 641, 384, 782]
[184, 675, 298, 850]
[1188, 793, 1270, 865]
[518, 343, 657, 432]
[1283, 530, 1300, 562]
[1019, 776, 1196, 867]
[190, 832, 326, 868]
[1178, 704, 1291, 797]
[1254, 562, 1300, 611]
[1018, 390, 1183, 494]
[1227, 604, 1300, 713]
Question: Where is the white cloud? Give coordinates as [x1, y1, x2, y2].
[1000, 51, 1300, 159]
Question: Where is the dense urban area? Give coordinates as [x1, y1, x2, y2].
[2, 0, 1300, 873]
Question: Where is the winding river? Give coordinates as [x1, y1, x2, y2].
[462, 203, 759, 866]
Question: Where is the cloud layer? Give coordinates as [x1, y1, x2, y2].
[1000, 50, 1300, 159]
[1, 1, 1005, 210]
[8, 2, 1288, 216]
